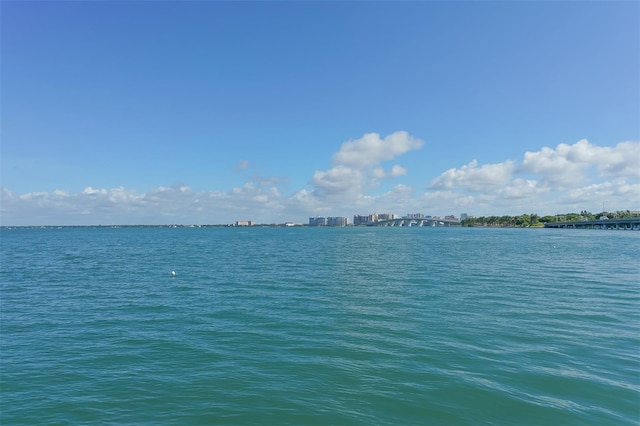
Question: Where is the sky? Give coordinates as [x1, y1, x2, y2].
[1, 1, 639, 225]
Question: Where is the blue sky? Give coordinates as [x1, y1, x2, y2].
[2, 1, 639, 225]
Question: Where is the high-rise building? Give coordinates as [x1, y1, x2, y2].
[378, 213, 395, 221]
[309, 217, 327, 226]
[310, 216, 348, 226]
[353, 215, 369, 226]
[327, 216, 348, 226]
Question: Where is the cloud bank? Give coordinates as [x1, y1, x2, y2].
[423, 139, 639, 214]
[306, 131, 423, 210]
[1, 134, 638, 225]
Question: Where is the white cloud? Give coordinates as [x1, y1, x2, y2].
[302, 131, 423, 207]
[18, 191, 47, 201]
[519, 139, 640, 186]
[593, 141, 640, 179]
[499, 178, 548, 200]
[565, 180, 640, 204]
[83, 187, 107, 195]
[428, 160, 515, 191]
[1, 136, 638, 225]
[1, 178, 287, 225]
[332, 131, 423, 168]
[390, 164, 407, 177]
[423, 139, 640, 215]
[368, 184, 421, 215]
[312, 166, 361, 191]
[372, 165, 406, 179]
[519, 141, 591, 186]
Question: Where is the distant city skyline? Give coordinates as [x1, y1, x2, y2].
[1, 1, 638, 226]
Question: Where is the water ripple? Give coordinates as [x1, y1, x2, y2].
[1, 227, 639, 424]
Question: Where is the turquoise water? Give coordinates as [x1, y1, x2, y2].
[1, 226, 639, 425]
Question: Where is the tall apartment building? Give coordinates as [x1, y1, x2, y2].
[353, 214, 378, 225]
[309, 217, 327, 226]
[353, 213, 396, 225]
[309, 216, 348, 226]
[353, 215, 368, 226]
[327, 216, 349, 226]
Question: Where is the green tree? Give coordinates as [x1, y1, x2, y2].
[565, 213, 581, 221]
[461, 218, 476, 227]
[515, 214, 530, 227]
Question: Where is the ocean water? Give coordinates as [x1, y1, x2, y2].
[1, 226, 638, 425]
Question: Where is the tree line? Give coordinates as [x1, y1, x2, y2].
[461, 210, 640, 227]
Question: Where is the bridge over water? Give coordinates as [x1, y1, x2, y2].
[371, 218, 461, 227]
[544, 218, 640, 230]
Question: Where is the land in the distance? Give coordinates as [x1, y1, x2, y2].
[2, 210, 639, 229]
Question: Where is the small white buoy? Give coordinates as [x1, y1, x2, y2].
[171, 271, 176, 277]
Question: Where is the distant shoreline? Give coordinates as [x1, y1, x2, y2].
[0, 223, 626, 230]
